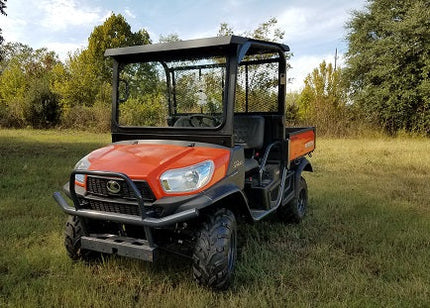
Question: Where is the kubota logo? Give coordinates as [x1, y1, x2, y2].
[107, 180, 121, 194]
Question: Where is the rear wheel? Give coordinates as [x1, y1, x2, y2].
[192, 208, 237, 290]
[279, 176, 308, 223]
[64, 215, 95, 261]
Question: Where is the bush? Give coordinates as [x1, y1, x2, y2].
[119, 94, 167, 127]
[24, 79, 60, 128]
[0, 98, 26, 128]
[60, 101, 111, 132]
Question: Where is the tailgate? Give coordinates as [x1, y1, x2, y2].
[286, 127, 315, 161]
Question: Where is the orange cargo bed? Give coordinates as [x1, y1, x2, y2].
[285, 127, 316, 162]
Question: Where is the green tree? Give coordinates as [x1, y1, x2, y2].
[85, 14, 151, 82]
[0, 0, 6, 50]
[298, 61, 348, 135]
[217, 23, 234, 37]
[0, 42, 61, 127]
[346, 0, 430, 135]
[285, 92, 300, 124]
[52, 50, 99, 109]
[218, 17, 284, 42]
[159, 33, 181, 43]
[52, 13, 151, 129]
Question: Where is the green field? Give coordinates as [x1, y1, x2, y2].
[1, 129, 429, 307]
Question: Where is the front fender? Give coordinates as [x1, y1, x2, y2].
[174, 182, 252, 220]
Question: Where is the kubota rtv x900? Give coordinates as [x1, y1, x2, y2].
[54, 36, 315, 289]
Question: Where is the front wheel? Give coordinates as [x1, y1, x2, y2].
[64, 215, 96, 261]
[278, 176, 308, 223]
[192, 208, 237, 290]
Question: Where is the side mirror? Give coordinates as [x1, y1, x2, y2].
[118, 79, 129, 103]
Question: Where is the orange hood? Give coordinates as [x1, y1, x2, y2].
[86, 141, 230, 198]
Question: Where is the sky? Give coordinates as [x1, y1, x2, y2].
[1, 0, 367, 92]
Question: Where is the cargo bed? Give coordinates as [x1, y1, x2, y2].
[286, 127, 316, 162]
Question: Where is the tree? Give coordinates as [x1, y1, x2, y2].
[0, 0, 7, 59]
[159, 33, 181, 43]
[298, 61, 348, 135]
[0, 1, 5, 16]
[0, 42, 61, 127]
[345, 0, 430, 135]
[52, 13, 151, 129]
[217, 23, 234, 37]
[218, 17, 284, 42]
[85, 13, 150, 82]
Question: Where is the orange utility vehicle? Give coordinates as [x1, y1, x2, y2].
[53, 36, 315, 289]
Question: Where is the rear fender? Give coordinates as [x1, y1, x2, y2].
[297, 157, 313, 174]
[293, 157, 312, 195]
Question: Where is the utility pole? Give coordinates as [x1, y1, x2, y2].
[334, 48, 338, 70]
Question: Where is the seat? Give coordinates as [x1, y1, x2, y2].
[244, 158, 259, 173]
[233, 115, 265, 173]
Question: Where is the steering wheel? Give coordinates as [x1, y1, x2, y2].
[189, 114, 219, 127]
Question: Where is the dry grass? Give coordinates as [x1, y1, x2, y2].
[1, 129, 429, 307]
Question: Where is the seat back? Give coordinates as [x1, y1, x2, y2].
[233, 115, 265, 149]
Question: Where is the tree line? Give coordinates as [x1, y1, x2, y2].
[285, 0, 429, 136]
[0, 0, 429, 136]
[0, 14, 150, 130]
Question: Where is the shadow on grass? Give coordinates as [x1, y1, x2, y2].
[0, 135, 107, 161]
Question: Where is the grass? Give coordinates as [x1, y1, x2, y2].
[1, 129, 429, 307]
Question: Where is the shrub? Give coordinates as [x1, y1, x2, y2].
[23, 79, 60, 128]
[60, 102, 111, 132]
[119, 93, 167, 127]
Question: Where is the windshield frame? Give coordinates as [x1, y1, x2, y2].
[115, 57, 228, 130]
[111, 50, 237, 147]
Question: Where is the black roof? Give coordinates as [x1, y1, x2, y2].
[105, 35, 289, 61]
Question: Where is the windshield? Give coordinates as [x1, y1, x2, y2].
[117, 56, 226, 128]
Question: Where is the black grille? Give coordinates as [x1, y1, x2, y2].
[86, 176, 155, 202]
[83, 199, 141, 216]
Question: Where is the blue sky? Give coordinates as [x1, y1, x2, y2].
[2, 0, 367, 91]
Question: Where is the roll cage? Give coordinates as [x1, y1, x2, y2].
[105, 36, 290, 147]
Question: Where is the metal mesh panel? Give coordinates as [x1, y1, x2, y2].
[172, 63, 225, 115]
[235, 59, 279, 113]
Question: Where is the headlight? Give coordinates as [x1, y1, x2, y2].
[160, 160, 214, 193]
[74, 155, 91, 184]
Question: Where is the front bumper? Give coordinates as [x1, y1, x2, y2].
[53, 191, 199, 228]
[53, 170, 205, 261]
[53, 170, 200, 228]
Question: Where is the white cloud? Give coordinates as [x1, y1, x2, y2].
[38, 0, 106, 31]
[2, 16, 28, 42]
[44, 42, 85, 60]
[124, 8, 136, 19]
[278, 5, 347, 44]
